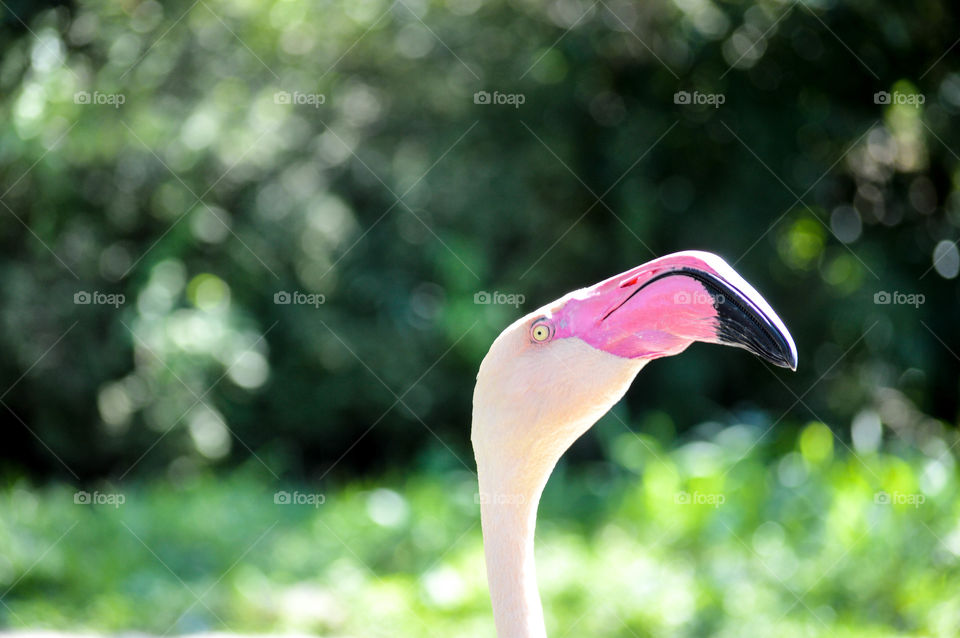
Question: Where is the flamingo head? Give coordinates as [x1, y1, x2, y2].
[472, 251, 797, 476]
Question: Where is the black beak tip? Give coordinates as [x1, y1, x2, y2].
[719, 323, 797, 371]
[787, 346, 798, 371]
[765, 317, 798, 371]
[704, 275, 798, 373]
[714, 305, 798, 371]
[772, 344, 798, 371]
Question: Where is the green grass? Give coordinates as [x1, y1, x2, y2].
[1, 423, 958, 637]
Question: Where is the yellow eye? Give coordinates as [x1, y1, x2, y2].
[531, 323, 551, 342]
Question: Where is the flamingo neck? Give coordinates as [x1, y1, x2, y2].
[471, 341, 647, 637]
[477, 458, 550, 638]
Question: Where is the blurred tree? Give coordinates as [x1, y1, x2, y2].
[0, 0, 957, 481]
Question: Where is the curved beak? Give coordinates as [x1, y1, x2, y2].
[556, 251, 798, 370]
[669, 266, 798, 370]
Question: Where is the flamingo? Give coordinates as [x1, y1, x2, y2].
[471, 251, 797, 638]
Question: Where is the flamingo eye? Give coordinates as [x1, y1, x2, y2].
[531, 322, 552, 342]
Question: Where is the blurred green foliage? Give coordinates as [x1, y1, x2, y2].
[0, 0, 957, 478]
[2, 426, 958, 636]
[1, 0, 960, 633]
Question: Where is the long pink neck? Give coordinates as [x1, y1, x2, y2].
[477, 454, 551, 638]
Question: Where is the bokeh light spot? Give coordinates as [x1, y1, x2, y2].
[800, 422, 834, 464]
[188, 273, 231, 312]
[932, 240, 959, 279]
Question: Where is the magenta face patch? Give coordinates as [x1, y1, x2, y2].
[551, 259, 721, 360]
